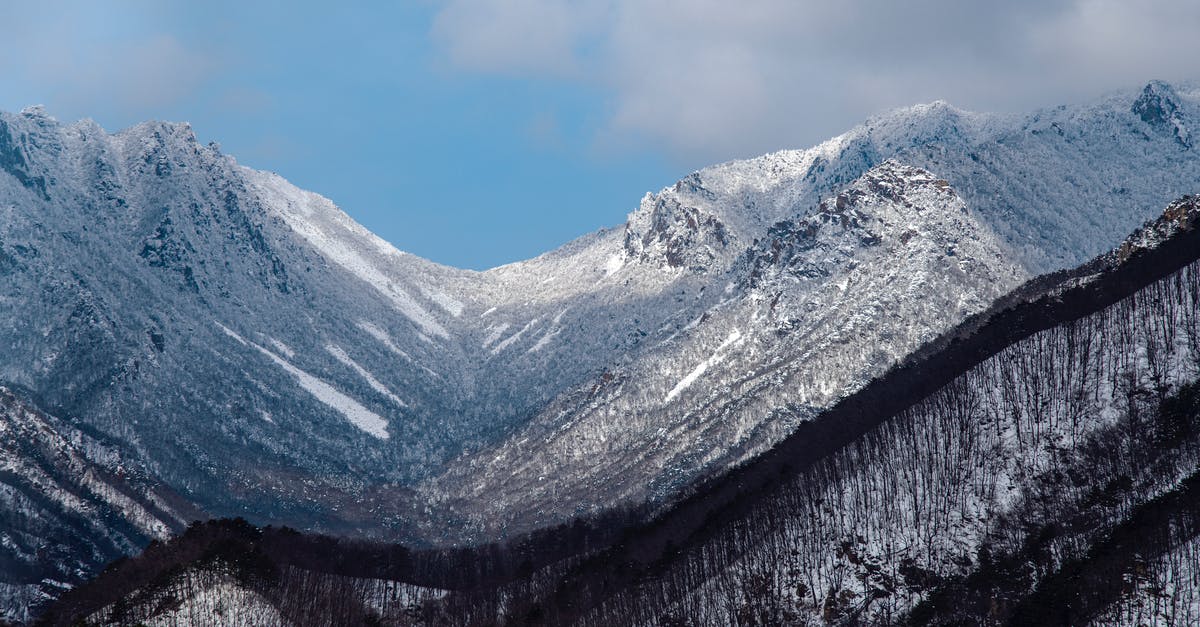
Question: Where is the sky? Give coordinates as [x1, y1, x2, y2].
[1, 1, 1198, 269]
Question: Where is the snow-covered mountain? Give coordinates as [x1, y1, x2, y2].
[424, 162, 1025, 534]
[40, 196, 1200, 626]
[2, 81, 1200, 615]
[421, 81, 1200, 537]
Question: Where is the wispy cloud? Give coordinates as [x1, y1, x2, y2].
[432, 0, 1200, 165]
[0, 3, 219, 125]
[431, 0, 609, 77]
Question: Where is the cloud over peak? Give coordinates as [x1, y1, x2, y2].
[433, 0, 1200, 165]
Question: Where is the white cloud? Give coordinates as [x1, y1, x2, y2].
[432, 0, 1200, 165]
[432, 0, 610, 77]
[1027, 0, 1200, 92]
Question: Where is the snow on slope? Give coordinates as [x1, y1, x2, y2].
[1092, 534, 1200, 627]
[244, 169, 454, 339]
[665, 328, 743, 403]
[75, 200, 1200, 625]
[622, 82, 1200, 274]
[403, 82, 1200, 539]
[218, 323, 391, 439]
[649, 204, 1200, 625]
[326, 344, 408, 408]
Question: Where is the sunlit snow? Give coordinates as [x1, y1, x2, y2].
[665, 329, 743, 403]
[218, 324, 390, 439]
[326, 344, 407, 408]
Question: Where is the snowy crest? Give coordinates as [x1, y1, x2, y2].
[622, 182, 730, 271]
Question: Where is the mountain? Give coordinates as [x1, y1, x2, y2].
[39, 195, 1200, 626]
[419, 81, 1200, 536]
[2, 81, 1200, 619]
[424, 161, 1024, 535]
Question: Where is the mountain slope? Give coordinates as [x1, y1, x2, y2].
[421, 80, 1200, 539]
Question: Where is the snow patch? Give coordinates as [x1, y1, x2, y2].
[422, 286, 465, 317]
[482, 323, 510, 348]
[356, 321, 411, 360]
[528, 329, 560, 353]
[491, 318, 539, 355]
[218, 323, 389, 439]
[143, 578, 284, 627]
[664, 329, 744, 403]
[604, 252, 625, 277]
[326, 344, 407, 408]
[216, 322, 247, 345]
[527, 309, 570, 354]
[266, 338, 295, 359]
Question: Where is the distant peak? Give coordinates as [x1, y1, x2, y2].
[1134, 80, 1180, 113]
[1142, 79, 1177, 96]
[119, 119, 201, 148]
[882, 98, 963, 121]
[1133, 80, 1191, 148]
[19, 104, 51, 118]
[862, 99, 976, 150]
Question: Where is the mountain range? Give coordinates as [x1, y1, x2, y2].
[1, 80, 1199, 623]
[37, 193, 1200, 626]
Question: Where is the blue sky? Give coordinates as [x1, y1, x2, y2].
[2, 1, 1198, 269]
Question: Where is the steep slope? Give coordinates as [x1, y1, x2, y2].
[576, 197, 1200, 625]
[0, 109, 468, 534]
[42, 196, 1200, 626]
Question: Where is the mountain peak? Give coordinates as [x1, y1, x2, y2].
[119, 119, 200, 145]
[738, 159, 1014, 293]
[18, 104, 51, 119]
[622, 187, 729, 271]
[1133, 79, 1191, 148]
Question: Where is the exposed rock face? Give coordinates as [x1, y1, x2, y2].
[623, 190, 729, 270]
[1133, 80, 1192, 149]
